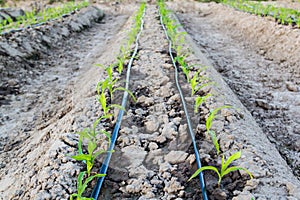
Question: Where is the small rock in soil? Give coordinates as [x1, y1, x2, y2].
[145, 115, 159, 132]
[165, 151, 188, 164]
[286, 82, 299, 92]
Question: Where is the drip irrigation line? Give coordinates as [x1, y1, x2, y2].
[158, 7, 208, 200]
[90, 6, 146, 200]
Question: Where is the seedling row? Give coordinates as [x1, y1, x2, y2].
[0, 1, 89, 34]
[158, 1, 252, 198]
[70, 3, 146, 200]
[222, 0, 300, 28]
[69, 1, 254, 199]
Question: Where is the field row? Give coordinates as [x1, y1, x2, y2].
[222, 0, 300, 27]
[0, 1, 89, 34]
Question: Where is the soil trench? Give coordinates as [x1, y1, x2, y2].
[173, 2, 300, 179]
[1, 1, 300, 200]
[99, 5, 201, 199]
[0, 4, 130, 199]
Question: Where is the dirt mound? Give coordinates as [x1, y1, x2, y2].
[169, 1, 300, 197]
[0, 3, 130, 199]
[0, 6, 104, 106]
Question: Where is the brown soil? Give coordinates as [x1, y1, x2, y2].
[171, 0, 300, 179]
[1, 1, 300, 200]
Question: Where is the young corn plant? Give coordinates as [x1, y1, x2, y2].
[175, 55, 190, 82]
[206, 105, 231, 155]
[188, 151, 253, 186]
[70, 171, 105, 200]
[72, 120, 111, 176]
[194, 93, 212, 113]
[96, 79, 125, 117]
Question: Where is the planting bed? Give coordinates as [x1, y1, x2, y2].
[0, 1, 300, 200]
[171, 0, 300, 179]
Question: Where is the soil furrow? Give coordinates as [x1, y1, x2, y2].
[173, 1, 300, 179]
[0, 5, 130, 199]
[1, 1, 300, 199]
[99, 5, 195, 199]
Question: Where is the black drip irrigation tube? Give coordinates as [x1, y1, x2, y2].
[158, 7, 208, 200]
[90, 6, 146, 200]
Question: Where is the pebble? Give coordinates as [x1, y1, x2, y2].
[164, 177, 184, 193]
[145, 116, 159, 132]
[164, 151, 188, 164]
[7, 79, 19, 86]
[256, 99, 270, 110]
[154, 135, 167, 144]
[286, 82, 299, 92]
[186, 154, 196, 165]
[295, 139, 300, 151]
[161, 123, 177, 139]
[148, 142, 158, 151]
[137, 95, 155, 106]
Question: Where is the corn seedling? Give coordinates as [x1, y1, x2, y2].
[194, 93, 212, 113]
[190, 70, 200, 96]
[189, 151, 253, 186]
[70, 171, 105, 200]
[206, 105, 231, 154]
[96, 82, 119, 117]
[206, 105, 231, 132]
[72, 122, 111, 176]
[176, 55, 190, 82]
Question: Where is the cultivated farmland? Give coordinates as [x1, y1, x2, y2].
[0, 0, 299, 199]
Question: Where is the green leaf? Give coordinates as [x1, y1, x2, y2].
[87, 140, 97, 156]
[221, 151, 241, 175]
[194, 93, 211, 113]
[78, 129, 91, 140]
[100, 130, 111, 144]
[208, 130, 220, 155]
[72, 154, 91, 161]
[188, 166, 221, 182]
[77, 171, 85, 191]
[114, 87, 137, 102]
[70, 193, 77, 200]
[206, 105, 231, 132]
[80, 173, 106, 195]
[86, 160, 93, 176]
[194, 81, 214, 94]
[222, 166, 253, 180]
[94, 149, 107, 158]
[109, 104, 126, 112]
[100, 92, 107, 114]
